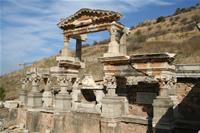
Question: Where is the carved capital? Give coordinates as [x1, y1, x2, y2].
[57, 77, 71, 87]
[103, 76, 117, 89]
[109, 27, 117, 35]
[20, 77, 29, 84]
[30, 76, 41, 85]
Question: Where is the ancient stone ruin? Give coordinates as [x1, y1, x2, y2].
[1, 8, 200, 133]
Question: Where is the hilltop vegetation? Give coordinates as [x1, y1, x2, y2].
[0, 5, 200, 100]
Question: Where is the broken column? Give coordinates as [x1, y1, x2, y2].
[54, 77, 72, 112]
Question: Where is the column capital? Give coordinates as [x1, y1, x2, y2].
[20, 77, 29, 84]
[57, 77, 71, 87]
[103, 76, 117, 89]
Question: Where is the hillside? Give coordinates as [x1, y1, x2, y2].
[0, 6, 200, 100]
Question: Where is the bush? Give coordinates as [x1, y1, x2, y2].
[134, 30, 142, 36]
[180, 17, 188, 25]
[174, 16, 180, 21]
[0, 87, 6, 100]
[192, 14, 200, 23]
[156, 16, 165, 23]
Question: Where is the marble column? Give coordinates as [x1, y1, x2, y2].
[61, 36, 70, 57]
[101, 76, 124, 133]
[107, 26, 119, 54]
[76, 39, 82, 61]
[152, 77, 174, 133]
[55, 77, 72, 112]
[19, 77, 29, 106]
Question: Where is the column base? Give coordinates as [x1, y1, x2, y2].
[27, 92, 42, 109]
[20, 90, 28, 106]
[54, 93, 72, 113]
[101, 96, 128, 119]
[152, 96, 174, 133]
[100, 118, 121, 133]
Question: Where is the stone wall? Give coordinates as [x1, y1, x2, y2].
[127, 83, 159, 117]
[176, 78, 200, 121]
[120, 122, 152, 133]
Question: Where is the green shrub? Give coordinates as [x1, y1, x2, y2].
[0, 87, 6, 100]
[156, 16, 165, 23]
[134, 30, 142, 36]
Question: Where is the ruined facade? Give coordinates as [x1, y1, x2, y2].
[1, 8, 200, 133]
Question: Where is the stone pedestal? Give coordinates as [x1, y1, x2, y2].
[20, 89, 28, 106]
[152, 96, 174, 133]
[100, 118, 121, 133]
[19, 78, 29, 106]
[42, 86, 53, 108]
[27, 78, 42, 109]
[55, 93, 72, 112]
[54, 78, 72, 112]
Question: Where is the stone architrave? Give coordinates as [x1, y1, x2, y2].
[42, 78, 53, 108]
[19, 77, 29, 106]
[54, 77, 72, 112]
[27, 75, 43, 109]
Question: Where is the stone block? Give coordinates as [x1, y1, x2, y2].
[101, 96, 128, 119]
[54, 94, 72, 112]
[42, 91, 53, 107]
[3, 101, 19, 109]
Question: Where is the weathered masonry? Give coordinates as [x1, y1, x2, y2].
[1, 8, 200, 133]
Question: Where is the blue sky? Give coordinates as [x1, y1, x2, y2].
[0, 0, 199, 75]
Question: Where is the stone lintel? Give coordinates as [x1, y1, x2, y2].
[71, 34, 88, 42]
[98, 55, 130, 65]
[176, 64, 200, 78]
[130, 53, 176, 63]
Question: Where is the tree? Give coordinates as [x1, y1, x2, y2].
[196, 3, 199, 6]
[174, 8, 181, 15]
[93, 40, 98, 45]
[156, 16, 165, 23]
[0, 87, 6, 100]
